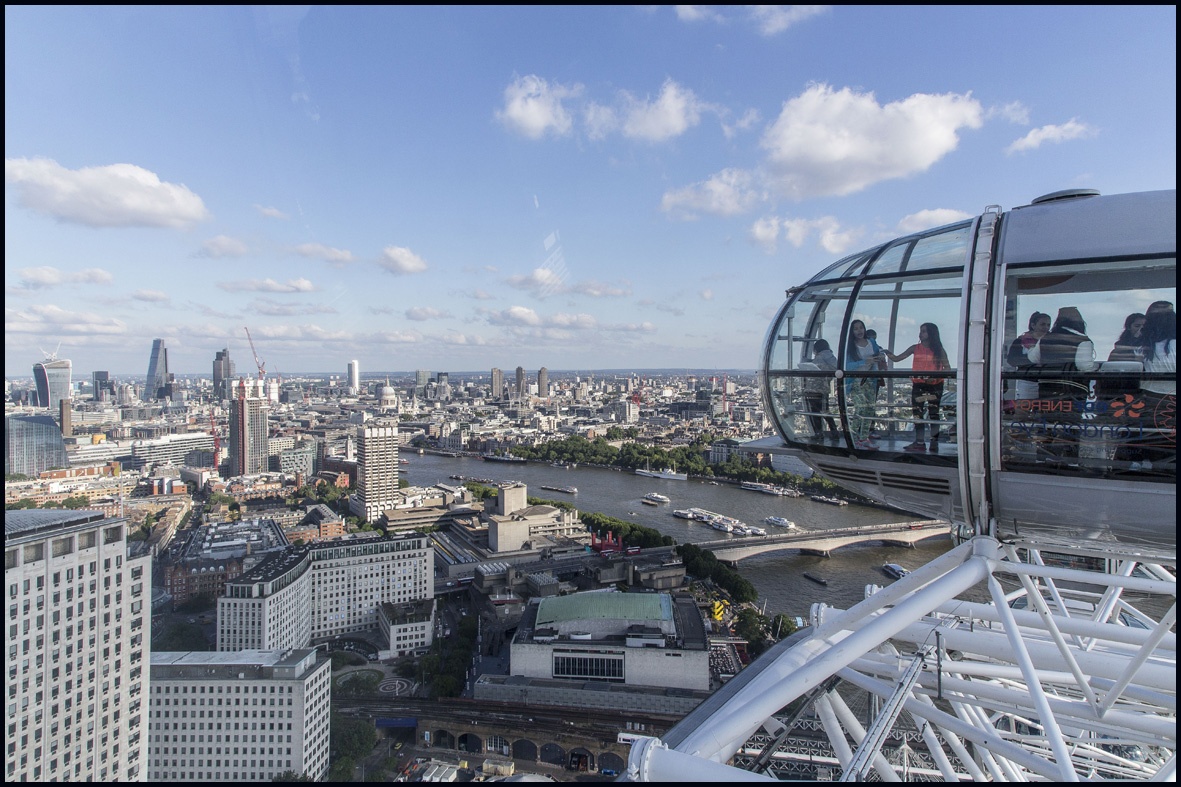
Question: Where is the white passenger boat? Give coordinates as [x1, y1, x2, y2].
[764, 516, 796, 529]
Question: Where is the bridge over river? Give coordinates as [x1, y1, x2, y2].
[688, 520, 949, 563]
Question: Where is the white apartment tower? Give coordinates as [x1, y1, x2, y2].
[148, 649, 331, 782]
[4, 510, 152, 782]
[217, 534, 433, 654]
[346, 360, 359, 394]
[349, 422, 399, 522]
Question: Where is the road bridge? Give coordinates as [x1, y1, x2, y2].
[688, 520, 949, 562]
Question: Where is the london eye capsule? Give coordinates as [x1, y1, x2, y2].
[759, 188, 1176, 552]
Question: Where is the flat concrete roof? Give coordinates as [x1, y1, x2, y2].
[535, 592, 672, 627]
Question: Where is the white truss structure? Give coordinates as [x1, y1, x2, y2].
[624, 536, 1177, 782]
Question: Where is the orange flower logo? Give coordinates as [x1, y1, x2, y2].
[1110, 394, 1146, 418]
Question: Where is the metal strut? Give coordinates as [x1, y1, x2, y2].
[840, 650, 929, 781]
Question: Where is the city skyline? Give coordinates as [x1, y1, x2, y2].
[5, 6, 1176, 376]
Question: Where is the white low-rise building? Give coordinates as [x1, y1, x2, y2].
[148, 649, 331, 782]
[509, 591, 709, 692]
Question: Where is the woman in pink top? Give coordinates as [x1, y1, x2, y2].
[885, 323, 950, 452]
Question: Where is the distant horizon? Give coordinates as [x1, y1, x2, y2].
[7, 366, 760, 383]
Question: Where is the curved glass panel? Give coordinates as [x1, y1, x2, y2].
[999, 255, 1176, 481]
[766, 282, 856, 447]
[862, 240, 911, 277]
[843, 271, 963, 458]
[902, 222, 973, 273]
[812, 250, 875, 282]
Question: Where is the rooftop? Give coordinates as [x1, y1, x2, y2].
[535, 591, 672, 627]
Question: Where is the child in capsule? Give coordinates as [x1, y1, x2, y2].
[844, 320, 885, 450]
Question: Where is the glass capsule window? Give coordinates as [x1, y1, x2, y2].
[999, 256, 1176, 482]
[765, 221, 971, 459]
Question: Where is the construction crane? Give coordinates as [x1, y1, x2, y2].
[244, 326, 266, 384]
[208, 411, 221, 471]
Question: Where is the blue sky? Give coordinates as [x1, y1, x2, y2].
[5, 6, 1176, 378]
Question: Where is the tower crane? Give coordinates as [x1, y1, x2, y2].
[208, 411, 221, 471]
[243, 323, 266, 385]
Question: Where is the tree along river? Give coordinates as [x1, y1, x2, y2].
[403, 452, 955, 619]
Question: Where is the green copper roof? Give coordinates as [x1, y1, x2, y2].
[535, 592, 672, 626]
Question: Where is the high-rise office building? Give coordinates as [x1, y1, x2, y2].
[144, 339, 169, 400]
[148, 649, 331, 782]
[4, 414, 69, 476]
[212, 348, 235, 400]
[347, 360, 360, 393]
[33, 355, 72, 411]
[349, 423, 399, 522]
[91, 370, 113, 402]
[414, 370, 431, 397]
[4, 510, 152, 782]
[538, 367, 549, 399]
[229, 386, 268, 476]
[490, 368, 503, 400]
[515, 366, 525, 401]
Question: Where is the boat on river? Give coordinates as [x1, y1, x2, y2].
[810, 494, 848, 506]
[635, 459, 688, 481]
[540, 485, 577, 494]
[643, 492, 671, 504]
[803, 572, 829, 586]
[764, 516, 796, 529]
[673, 509, 696, 519]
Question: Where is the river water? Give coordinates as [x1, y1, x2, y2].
[403, 453, 955, 619]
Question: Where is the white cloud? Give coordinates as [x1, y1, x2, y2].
[675, 5, 725, 23]
[506, 267, 567, 296]
[569, 280, 631, 298]
[496, 75, 580, 139]
[470, 289, 495, 300]
[1005, 118, 1095, 154]
[10, 266, 114, 292]
[897, 208, 972, 234]
[249, 298, 336, 316]
[661, 168, 759, 219]
[6, 303, 127, 335]
[604, 321, 657, 333]
[700, 289, 714, 300]
[439, 332, 487, 346]
[378, 246, 429, 275]
[132, 289, 170, 303]
[488, 305, 542, 327]
[548, 313, 598, 329]
[217, 278, 316, 293]
[199, 234, 249, 258]
[292, 242, 354, 264]
[405, 306, 452, 321]
[753, 215, 862, 255]
[5, 157, 209, 229]
[760, 84, 983, 199]
[583, 102, 619, 141]
[988, 101, 1030, 125]
[254, 204, 289, 220]
[621, 79, 707, 142]
[749, 215, 781, 253]
[748, 5, 830, 36]
[722, 107, 761, 140]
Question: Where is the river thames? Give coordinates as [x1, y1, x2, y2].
[403, 452, 954, 618]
